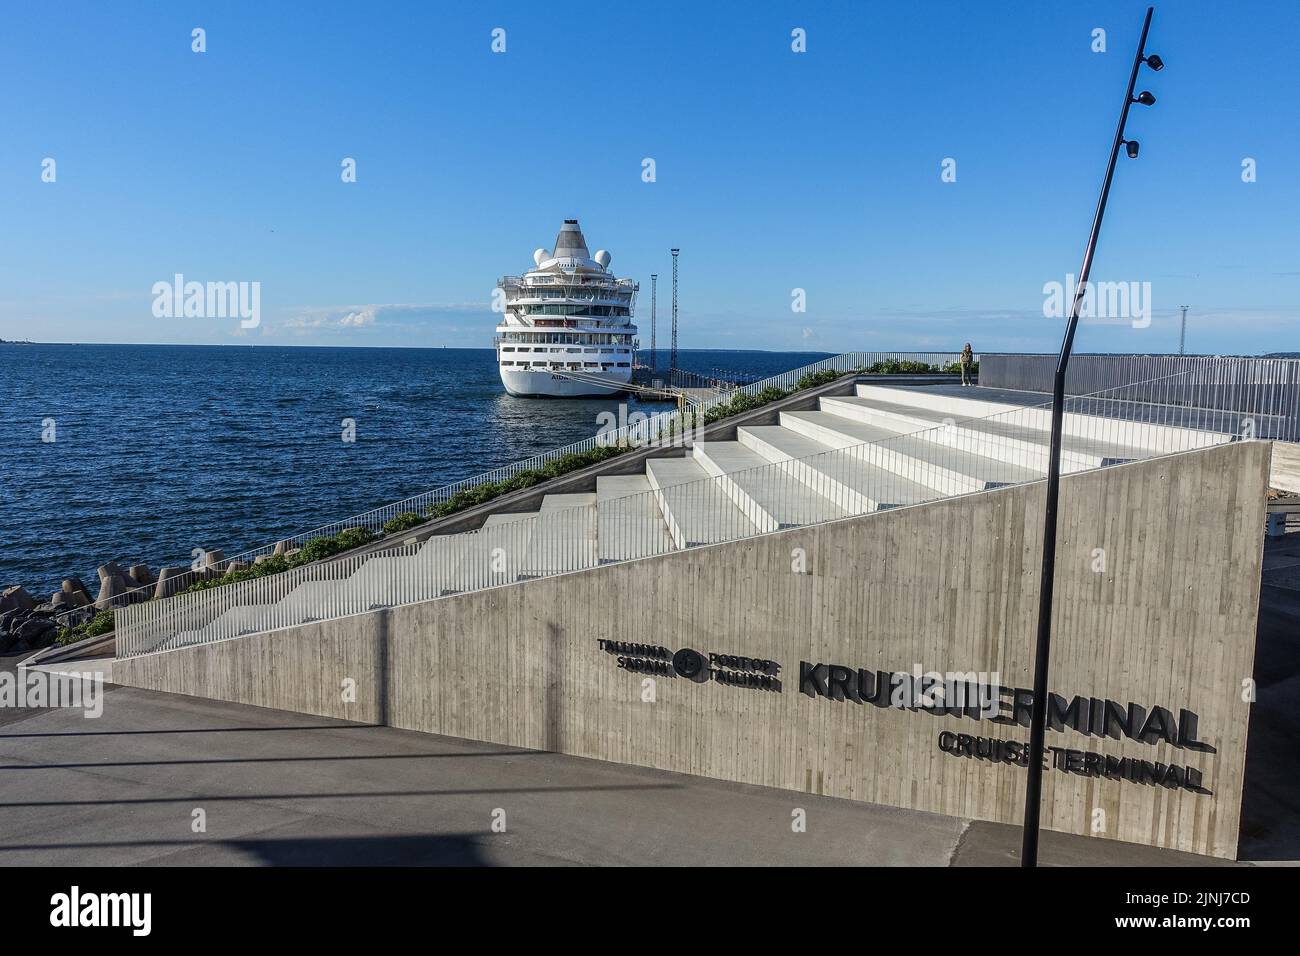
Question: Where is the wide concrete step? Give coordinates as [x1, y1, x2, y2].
[811, 403, 1045, 494]
[645, 457, 759, 548]
[853, 383, 1229, 453]
[782, 406, 1041, 494]
[597, 475, 677, 561]
[692, 441, 848, 528]
[520, 494, 598, 575]
[738, 424, 938, 511]
[816, 397, 1138, 473]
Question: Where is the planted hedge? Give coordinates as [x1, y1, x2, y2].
[428, 443, 629, 519]
[382, 511, 428, 535]
[182, 526, 378, 594]
[56, 610, 114, 646]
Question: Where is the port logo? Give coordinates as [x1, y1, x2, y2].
[671, 647, 706, 680]
[597, 640, 781, 691]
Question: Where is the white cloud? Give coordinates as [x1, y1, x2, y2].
[276, 301, 487, 333]
[338, 308, 377, 328]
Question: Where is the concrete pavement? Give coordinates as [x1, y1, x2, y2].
[0, 666, 1241, 866]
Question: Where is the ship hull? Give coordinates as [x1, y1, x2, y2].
[499, 365, 632, 398]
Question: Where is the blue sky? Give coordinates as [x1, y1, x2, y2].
[0, 0, 1295, 354]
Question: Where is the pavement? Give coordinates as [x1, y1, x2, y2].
[0, 655, 1244, 867]
[1238, 531, 1300, 862]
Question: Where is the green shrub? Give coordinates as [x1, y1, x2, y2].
[56, 610, 114, 645]
[794, 369, 845, 390]
[865, 359, 940, 375]
[247, 555, 290, 577]
[501, 470, 545, 493]
[702, 385, 792, 425]
[383, 512, 427, 535]
[425, 444, 629, 520]
[540, 444, 625, 480]
[178, 526, 377, 596]
[183, 554, 292, 593]
[429, 487, 495, 519]
[291, 527, 376, 566]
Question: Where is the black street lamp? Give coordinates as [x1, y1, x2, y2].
[1020, 6, 1164, 868]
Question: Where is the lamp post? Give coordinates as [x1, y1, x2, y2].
[670, 248, 680, 376]
[1020, 5, 1163, 868]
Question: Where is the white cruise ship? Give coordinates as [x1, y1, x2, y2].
[495, 220, 639, 397]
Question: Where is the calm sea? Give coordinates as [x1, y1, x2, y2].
[1, 344, 830, 598]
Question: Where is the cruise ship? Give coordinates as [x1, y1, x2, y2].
[495, 220, 639, 397]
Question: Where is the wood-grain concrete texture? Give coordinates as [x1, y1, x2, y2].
[116, 440, 1271, 858]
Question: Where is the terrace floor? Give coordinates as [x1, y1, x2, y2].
[0, 660, 1254, 867]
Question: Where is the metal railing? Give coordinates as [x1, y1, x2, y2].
[116, 362, 1261, 659]
[980, 354, 1300, 440]
[691, 352, 965, 410]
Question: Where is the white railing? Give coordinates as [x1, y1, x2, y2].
[981, 353, 1300, 441]
[691, 352, 965, 408]
[116, 362, 1261, 659]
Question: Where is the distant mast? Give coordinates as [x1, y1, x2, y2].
[650, 274, 658, 374]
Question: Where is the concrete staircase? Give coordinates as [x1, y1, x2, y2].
[150, 382, 1231, 651]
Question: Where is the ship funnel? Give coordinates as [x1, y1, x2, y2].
[552, 219, 590, 260]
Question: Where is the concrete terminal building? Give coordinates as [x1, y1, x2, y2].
[83, 353, 1299, 860]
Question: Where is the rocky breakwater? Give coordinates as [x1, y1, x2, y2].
[0, 551, 239, 654]
[0, 574, 102, 654]
[5, 527, 375, 655]
[0, 584, 66, 654]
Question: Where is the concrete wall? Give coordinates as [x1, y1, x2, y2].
[1270, 440, 1300, 494]
[116, 441, 1270, 858]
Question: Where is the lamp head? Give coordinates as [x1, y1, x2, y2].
[1134, 90, 1156, 106]
[1144, 53, 1164, 71]
[1124, 140, 1141, 159]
